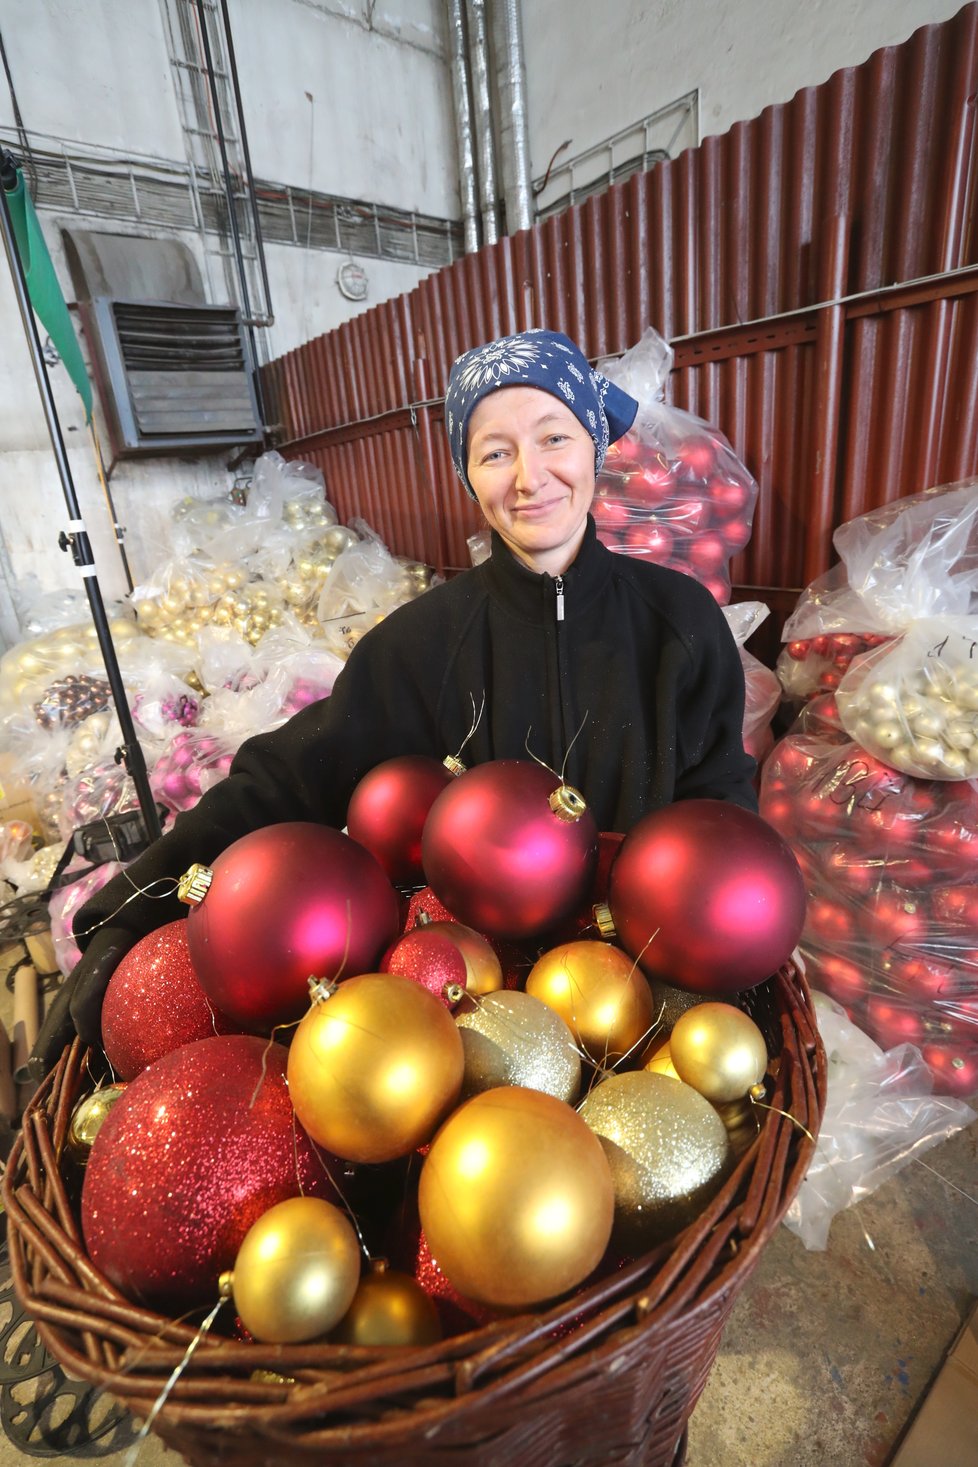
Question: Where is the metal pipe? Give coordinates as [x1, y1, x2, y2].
[446, 0, 480, 253]
[191, 0, 267, 429]
[0, 156, 162, 844]
[492, 0, 533, 233]
[466, 0, 499, 245]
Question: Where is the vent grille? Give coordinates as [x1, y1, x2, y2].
[91, 299, 263, 453]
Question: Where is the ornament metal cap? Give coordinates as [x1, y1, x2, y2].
[218, 1270, 234, 1299]
[592, 902, 618, 939]
[549, 784, 587, 822]
[177, 863, 213, 907]
[442, 754, 466, 777]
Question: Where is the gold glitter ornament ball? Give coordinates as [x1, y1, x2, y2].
[525, 940, 655, 1065]
[419, 1086, 614, 1307]
[287, 974, 464, 1163]
[669, 1003, 769, 1104]
[66, 1085, 127, 1162]
[455, 990, 581, 1102]
[331, 1262, 442, 1346]
[228, 1197, 361, 1344]
[578, 1071, 731, 1251]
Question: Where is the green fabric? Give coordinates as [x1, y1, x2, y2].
[7, 168, 92, 421]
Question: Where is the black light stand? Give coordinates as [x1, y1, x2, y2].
[0, 150, 162, 844]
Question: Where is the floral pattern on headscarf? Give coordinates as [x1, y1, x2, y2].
[444, 329, 638, 499]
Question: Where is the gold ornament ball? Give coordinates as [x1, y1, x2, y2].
[331, 1263, 441, 1347]
[455, 990, 581, 1103]
[669, 1004, 769, 1104]
[287, 974, 464, 1163]
[525, 940, 655, 1065]
[419, 1086, 614, 1308]
[578, 1071, 731, 1251]
[641, 1033, 679, 1079]
[420, 921, 503, 996]
[649, 977, 726, 1029]
[229, 1197, 361, 1344]
[66, 1085, 127, 1162]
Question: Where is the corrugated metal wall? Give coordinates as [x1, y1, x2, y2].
[262, 3, 978, 635]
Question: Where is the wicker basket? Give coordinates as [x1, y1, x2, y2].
[3, 962, 824, 1467]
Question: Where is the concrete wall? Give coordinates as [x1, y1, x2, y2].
[523, 0, 968, 187]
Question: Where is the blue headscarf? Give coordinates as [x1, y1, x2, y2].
[445, 329, 639, 499]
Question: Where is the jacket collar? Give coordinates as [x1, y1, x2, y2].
[481, 515, 613, 621]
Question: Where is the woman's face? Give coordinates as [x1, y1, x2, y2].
[466, 386, 596, 576]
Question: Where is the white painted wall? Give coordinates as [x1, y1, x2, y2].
[523, 0, 969, 187]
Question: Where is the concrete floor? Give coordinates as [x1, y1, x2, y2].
[0, 936, 975, 1467]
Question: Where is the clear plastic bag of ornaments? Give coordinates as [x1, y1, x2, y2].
[777, 480, 978, 700]
[248, 450, 338, 534]
[836, 616, 978, 780]
[56, 758, 138, 844]
[130, 554, 233, 645]
[723, 601, 782, 765]
[149, 728, 237, 816]
[315, 523, 425, 659]
[251, 618, 344, 719]
[759, 706, 978, 1098]
[593, 327, 758, 604]
[250, 521, 362, 623]
[0, 618, 142, 718]
[49, 858, 127, 976]
[783, 992, 976, 1250]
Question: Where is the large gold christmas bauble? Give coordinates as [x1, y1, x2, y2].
[455, 990, 581, 1102]
[669, 1003, 768, 1104]
[578, 1071, 731, 1251]
[229, 1197, 360, 1343]
[419, 1086, 614, 1307]
[421, 921, 503, 996]
[525, 941, 655, 1065]
[331, 1263, 441, 1346]
[287, 974, 464, 1163]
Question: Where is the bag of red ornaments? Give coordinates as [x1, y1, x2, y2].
[595, 328, 758, 604]
[778, 480, 978, 701]
[760, 697, 978, 1097]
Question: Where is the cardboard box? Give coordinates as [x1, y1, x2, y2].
[889, 1302, 978, 1466]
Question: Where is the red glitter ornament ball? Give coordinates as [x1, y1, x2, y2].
[184, 822, 400, 1031]
[380, 928, 468, 1007]
[101, 919, 238, 1080]
[608, 799, 806, 994]
[421, 760, 598, 941]
[347, 755, 455, 884]
[81, 1035, 339, 1309]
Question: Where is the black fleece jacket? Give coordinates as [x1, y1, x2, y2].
[77, 517, 756, 946]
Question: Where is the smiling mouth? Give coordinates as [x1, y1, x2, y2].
[512, 498, 564, 517]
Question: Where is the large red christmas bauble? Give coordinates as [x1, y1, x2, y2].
[421, 760, 598, 941]
[81, 1035, 337, 1308]
[346, 755, 455, 884]
[608, 799, 806, 994]
[184, 822, 399, 1031]
[101, 919, 238, 1080]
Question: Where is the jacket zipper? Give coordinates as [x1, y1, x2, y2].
[554, 575, 565, 622]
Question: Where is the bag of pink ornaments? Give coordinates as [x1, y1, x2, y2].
[593, 327, 758, 604]
[150, 730, 236, 815]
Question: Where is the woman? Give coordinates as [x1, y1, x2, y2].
[34, 329, 756, 1065]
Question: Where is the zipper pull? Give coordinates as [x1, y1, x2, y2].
[555, 575, 565, 622]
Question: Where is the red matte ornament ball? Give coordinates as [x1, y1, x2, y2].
[185, 822, 400, 1032]
[422, 760, 598, 941]
[101, 919, 238, 1080]
[347, 755, 455, 884]
[81, 1035, 337, 1309]
[608, 799, 807, 994]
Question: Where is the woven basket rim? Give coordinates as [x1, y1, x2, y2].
[4, 961, 826, 1463]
